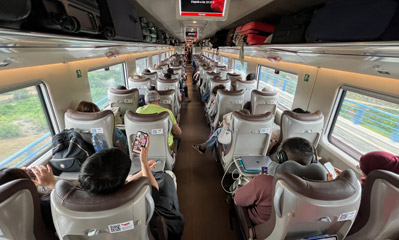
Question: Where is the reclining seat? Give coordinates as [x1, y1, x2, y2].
[142, 71, 158, 86]
[346, 170, 399, 240]
[51, 177, 155, 240]
[125, 111, 175, 170]
[65, 109, 115, 148]
[215, 64, 226, 73]
[149, 66, 163, 79]
[220, 68, 233, 79]
[107, 88, 139, 120]
[227, 72, 242, 90]
[158, 89, 176, 117]
[251, 90, 279, 115]
[219, 111, 274, 171]
[200, 71, 219, 96]
[0, 179, 57, 240]
[210, 78, 231, 92]
[128, 76, 151, 95]
[274, 160, 328, 181]
[236, 80, 257, 103]
[170, 67, 183, 79]
[235, 169, 361, 240]
[211, 89, 245, 132]
[157, 78, 180, 116]
[159, 63, 169, 74]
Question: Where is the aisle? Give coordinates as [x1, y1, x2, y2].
[174, 66, 240, 240]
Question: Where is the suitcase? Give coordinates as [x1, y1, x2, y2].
[239, 22, 275, 45]
[306, 0, 397, 42]
[272, 9, 315, 44]
[232, 26, 242, 45]
[96, 0, 143, 41]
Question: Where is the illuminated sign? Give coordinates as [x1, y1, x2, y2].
[180, 0, 226, 17]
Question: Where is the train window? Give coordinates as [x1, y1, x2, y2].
[136, 57, 148, 75]
[0, 85, 53, 168]
[166, 52, 170, 58]
[214, 54, 218, 61]
[258, 65, 298, 110]
[329, 89, 399, 159]
[220, 56, 229, 66]
[161, 52, 165, 60]
[88, 63, 126, 109]
[152, 54, 159, 67]
[234, 59, 248, 74]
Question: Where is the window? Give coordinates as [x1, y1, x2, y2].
[152, 55, 159, 67]
[220, 56, 229, 67]
[88, 63, 126, 109]
[136, 57, 148, 75]
[161, 52, 165, 60]
[329, 88, 399, 159]
[166, 52, 170, 58]
[258, 65, 298, 110]
[0, 85, 53, 168]
[214, 54, 218, 61]
[234, 59, 248, 74]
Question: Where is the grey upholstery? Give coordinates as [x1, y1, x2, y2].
[211, 90, 245, 132]
[251, 90, 279, 115]
[128, 76, 151, 95]
[236, 169, 361, 240]
[51, 178, 154, 240]
[227, 72, 242, 89]
[142, 71, 158, 86]
[157, 78, 180, 116]
[346, 170, 399, 240]
[274, 160, 328, 180]
[236, 80, 257, 103]
[65, 109, 115, 148]
[107, 88, 139, 116]
[220, 68, 233, 79]
[210, 78, 231, 92]
[215, 65, 226, 73]
[158, 89, 176, 116]
[220, 111, 274, 171]
[124, 111, 175, 170]
[0, 179, 57, 240]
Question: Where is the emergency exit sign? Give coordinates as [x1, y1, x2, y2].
[304, 74, 310, 82]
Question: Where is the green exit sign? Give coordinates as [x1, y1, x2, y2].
[304, 74, 310, 82]
[76, 70, 82, 78]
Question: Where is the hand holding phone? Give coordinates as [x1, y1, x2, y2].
[324, 162, 336, 179]
[132, 131, 149, 154]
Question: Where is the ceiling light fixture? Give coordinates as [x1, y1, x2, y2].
[193, 21, 197, 24]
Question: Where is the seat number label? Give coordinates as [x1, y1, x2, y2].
[91, 128, 104, 133]
[124, 99, 133, 103]
[163, 100, 172, 104]
[260, 128, 271, 134]
[152, 129, 163, 134]
[108, 220, 134, 233]
[338, 210, 357, 221]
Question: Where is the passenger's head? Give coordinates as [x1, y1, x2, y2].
[116, 85, 127, 90]
[0, 168, 30, 185]
[143, 69, 151, 74]
[280, 137, 314, 165]
[164, 73, 172, 79]
[167, 68, 174, 74]
[359, 151, 399, 184]
[211, 84, 226, 95]
[79, 148, 131, 195]
[246, 73, 256, 80]
[145, 90, 161, 104]
[77, 101, 100, 113]
[292, 108, 310, 114]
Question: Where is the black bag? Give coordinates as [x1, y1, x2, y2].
[306, 0, 397, 42]
[0, 0, 31, 21]
[210, 29, 229, 48]
[50, 129, 95, 172]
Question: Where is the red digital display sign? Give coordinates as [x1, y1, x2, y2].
[180, 0, 226, 17]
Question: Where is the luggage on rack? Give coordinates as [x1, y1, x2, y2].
[225, 28, 235, 46]
[272, 9, 315, 44]
[240, 22, 275, 45]
[306, 0, 397, 42]
[0, 0, 32, 29]
[96, 0, 143, 41]
[211, 29, 229, 48]
[379, 3, 399, 41]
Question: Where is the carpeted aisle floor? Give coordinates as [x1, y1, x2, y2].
[173, 66, 241, 240]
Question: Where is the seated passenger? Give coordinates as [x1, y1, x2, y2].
[79, 145, 184, 239]
[206, 85, 226, 123]
[76, 101, 128, 153]
[136, 91, 182, 149]
[246, 73, 256, 80]
[0, 165, 58, 234]
[164, 72, 182, 102]
[143, 69, 151, 74]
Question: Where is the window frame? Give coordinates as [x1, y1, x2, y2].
[233, 59, 248, 74]
[220, 56, 229, 67]
[327, 85, 399, 160]
[135, 57, 149, 75]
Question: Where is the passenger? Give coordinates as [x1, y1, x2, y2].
[143, 69, 151, 74]
[167, 68, 174, 74]
[246, 73, 256, 80]
[79, 146, 184, 239]
[136, 91, 182, 150]
[0, 166, 58, 235]
[116, 85, 127, 90]
[206, 85, 226, 123]
[164, 73, 172, 79]
[76, 101, 128, 153]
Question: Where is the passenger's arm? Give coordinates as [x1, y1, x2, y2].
[126, 160, 157, 182]
[140, 137, 159, 190]
[172, 123, 182, 136]
[234, 177, 258, 207]
[30, 164, 57, 190]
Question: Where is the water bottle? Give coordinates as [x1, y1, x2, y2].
[92, 133, 108, 152]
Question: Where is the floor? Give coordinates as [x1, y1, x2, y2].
[173, 66, 241, 240]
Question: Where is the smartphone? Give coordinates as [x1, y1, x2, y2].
[261, 166, 268, 174]
[132, 131, 149, 153]
[324, 162, 337, 179]
[25, 169, 36, 180]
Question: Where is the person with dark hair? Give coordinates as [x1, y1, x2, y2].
[143, 69, 151, 74]
[163, 72, 182, 102]
[167, 68, 174, 74]
[246, 73, 256, 80]
[206, 85, 226, 122]
[76, 101, 128, 153]
[164, 73, 172, 79]
[116, 85, 127, 90]
[292, 108, 310, 114]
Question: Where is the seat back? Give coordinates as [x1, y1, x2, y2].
[227, 72, 242, 89]
[150, 68, 163, 79]
[210, 78, 231, 92]
[0, 179, 57, 240]
[220, 68, 233, 79]
[142, 71, 158, 86]
[107, 88, 139, 115]
[170, 67, 182, 78]
[280, 110, 324, 148]
[212, 90, 245, 130]
[158, 89, 176, 115]
[159, 63, 169, 74]
[64, 109, 115, 147]
[215, 65, 226, 73]
[255, 169, 361, 240]
[346, 170, 399, 240]
[236, 80, 257, 103]
[157, 78, 179, 92]
[124, 111, 174, 169]
[251, 90, 279, 115]
[51, 178, 154, 240]
[128, 76, 151, 95]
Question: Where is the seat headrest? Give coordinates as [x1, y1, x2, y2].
[0, 179, 37, 204]
[211, 79, 230, 83]
[158, 78, 179, 83]
[157, 89, 176, 95]
[142, 72, 157, 76]
[207, 72, 220, 76]
[252, 89, 278, 97]
[54, 178, 150, 212]
[125, 110, 169, 122]
[227, 72, 242, 77]
[66, 109, 113, 121]
[233, 111, 273, 122]
[109, 88, 138, 94]
[364, 169, 399, 188]
[274, 169, 359, 200]
[237, 80, 256, 84]
[275, 160, 328, 181]
[219, 89, 244, 96]
[283, 110, 323, 121]
[129, 76, 150, 82]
